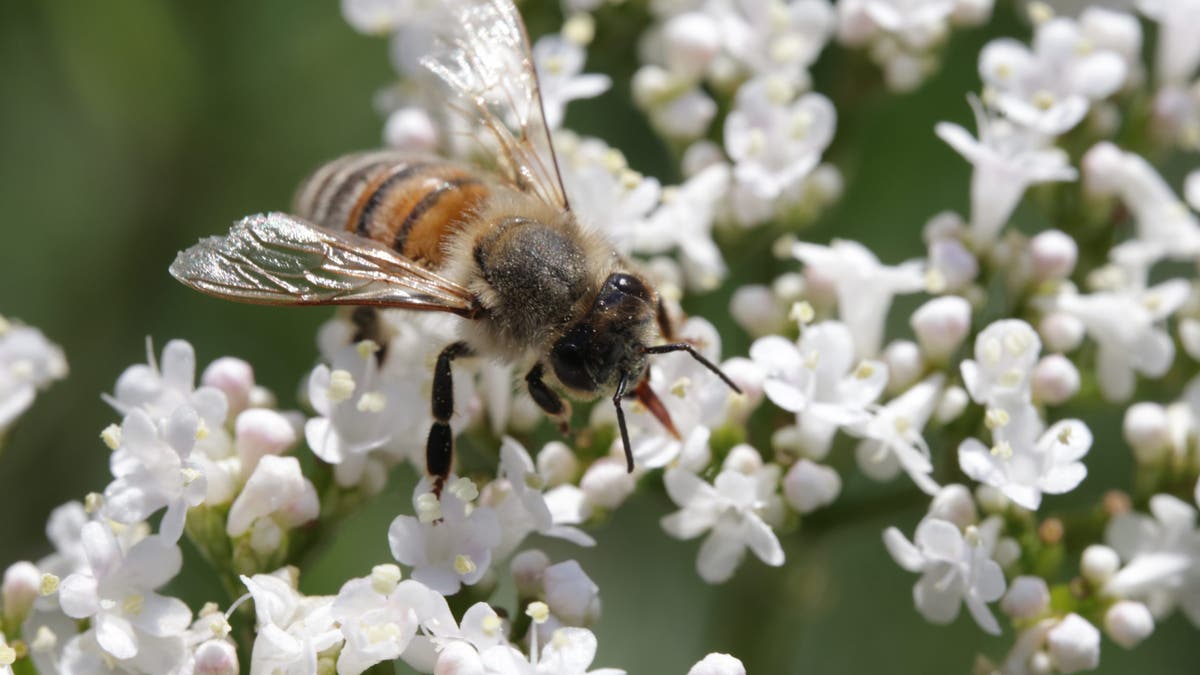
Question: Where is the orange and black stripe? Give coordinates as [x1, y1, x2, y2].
[293, 152, 490, 266]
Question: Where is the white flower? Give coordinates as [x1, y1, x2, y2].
[910, 297, 972, 362]
[851, 375, 944, 495]
[713, 0, 835, 83]
[960, 319, 1042, 408]
[635, 164, 731, 291]
[1046, 613, 1101, 673]
[58, 629, 187, 675]
[37, 501, 89, 579]
[226, 455, 319, 550]
[883, 518, 1006, 634]
[688, 652, 746, 675]
[330, 570, 432, 675]
[781, 459, 841, 513]
[839, 0, 957, 49]
[406, 600, 506, 673]
[1104, 492, 1200, 625]
[958, 415, 1092, 511]
[0, 317, 67, 432]
[751, 321, 888, 458]
[1105, 600, 1155, 649]
[792, 240, 925, 357]
[1001, 575, 1050, 620]
[556, 132, 662, 255]
[660, 467, 784, 583]
[242, 571, 341, 675]
[489, 437, 595, 558]
[107, 339, 228, 431]
[936, 99, 1077, 245]
[1138, 0, 1200, 84]
[979, 15, 1129, 135]
[725, 77, 836, 226]
[388, 478, 501, 595]
[542, 560, 601, 626]
[532, 34, 611, 130]
[58, 522, 191, 663]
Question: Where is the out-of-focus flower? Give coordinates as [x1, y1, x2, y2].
[1104, 492, 1200, 625]
[688, 652, 746, 675]
[533, 34, 611, 130]
[959, 413, 1092, 511]
[0, 316, 66, 433]
[851, 375, 944, 495]
[1138, 0, 1200, 84]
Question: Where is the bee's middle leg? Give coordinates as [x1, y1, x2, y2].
[428, 341, 473, 493]
[526, 363, 571, 434]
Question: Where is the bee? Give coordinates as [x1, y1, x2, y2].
[170, 0, 740, 492]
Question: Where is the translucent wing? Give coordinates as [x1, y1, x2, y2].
[170, 212, 479, 317]
[421, 0, 569, 211]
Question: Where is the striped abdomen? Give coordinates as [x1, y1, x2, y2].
[293, 151, 490, 267]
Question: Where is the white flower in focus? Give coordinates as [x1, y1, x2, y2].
[103, 407, 207, 543]
[58, 629, 187, 675]
[936, 99, 1077, 245]
[406, 600, 506, 673]
[979, 15, 1129, 135]
[331, 570, 433, 675]
[751, 321, 888, 458]
[0, 317, 66, 432]
[388, 478, 501, 595]
[1138, 0, 1200, 84]
[242, 571, 341, 675]
[792, 240, 925, 357]
[959, 416, 1092, 511]
[660, 467, 785, 583]
[851, 375, 944, 495]
[58, 523, 191, 663]
[489, 437, 595, 558]
[541, 560, 602, 627]
[107, 339, 228, 432]
[1104, 492, 1200, 624]
[226, 455, 319, 551]
[533, 34, 612, 130]
[883, 517, 1006, 634]
[725, 77, 836, 226]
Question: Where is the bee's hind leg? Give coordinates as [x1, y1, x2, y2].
[428, 341, 473, 495]
[525, 363, 572, 435]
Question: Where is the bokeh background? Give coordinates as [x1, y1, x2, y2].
[0, 0, 1194, 672]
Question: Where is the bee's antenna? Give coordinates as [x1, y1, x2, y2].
[643, 343, 743, 394]
[612, 373, 634, 473]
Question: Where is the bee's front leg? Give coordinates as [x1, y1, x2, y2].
[428, 341, 473, 494]
[525, 363, 571, 435]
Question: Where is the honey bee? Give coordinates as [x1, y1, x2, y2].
[170, 0, 740, 492]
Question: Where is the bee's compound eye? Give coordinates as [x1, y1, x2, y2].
[550, 333, 596, 392]
[604, 273, 652, 304]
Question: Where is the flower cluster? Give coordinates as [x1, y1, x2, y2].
[2, 0, 1200, 673]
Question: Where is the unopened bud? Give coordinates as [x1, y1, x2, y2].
[1001, 575, 1049, 619]
[1080, 545, 1120, 586]
[1123, 402, 1169, 464]
[782, 460, 841, 514]
[1104, 600, 1154, 649]
[1029, 230, 1077, 281]
[1032, 354, 1080, 405]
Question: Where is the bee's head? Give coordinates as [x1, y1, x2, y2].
[549, 272, 655, 394]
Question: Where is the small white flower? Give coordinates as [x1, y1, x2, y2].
[542, 560, 601, 626]
[792, 240, 925, 357]
[1104, 492, 1200, 625]
[0, 317, 67, 432]
[330, 573, 434, 675]
[490, 437, 595, 558]
[960, 319, 1042, 408]
[533, 34, 611, 130]
[959, 415, 1092, 511]
[1046, 613, 1101, 673]
[839, 0, 957, 50]
[937, 99, 1077, 245]
[242, 571, 341, 675]
[661, 466, 785, 583]
[781, 459, 841, 513]
[851, 375, 944, 495]
[714, 0, 835, 83]
[58, 522, 192, 662]
[1001, 575, 1050, 620]
[107, 339, 228, 432]
[226, 455, 319, 544]
[1138, 0, 1200, 84]
[477, 626, 625, 675]
[883, 518, 1006, 634]
[635, 164, 730, 291]
[688, 652, 746, 675]
[1104, 600, 1155, 649]
[388, 478, 501, 595]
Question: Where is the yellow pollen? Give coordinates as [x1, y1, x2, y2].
[10, 360, 33, 380]
[366, 622, 402, 644]
[356, 391, 387, 413]
[181, 467, 201, 485]
[0, 315, 9, 335]
[925, 269, 947, 294]
[661, 186, 680, 204]
[602, 148, 627, 173]
[0, 644, 14, 666]
[995, 63, 1013, 81]
[1057, 426, 1073, 445]
[84, 493, 103, 514]
[123, 593, 144, 616]
[893, 416, 912, 435]
[746, 129, 767, 157]
[984, 408, 1010, 430]
[671, 377, 692, 398]
[524, 473, 545, 491]
[1074, 38, 1094, 55]
[482, 613, 503, 636]
[31, 626, 56, 653]
[448, 476, 479, 502]
[990, 441, 1014, 460]
[790, 110, 813, 140]
[327, 369, 356, 403]
[371, 564, 402, 595]
[630, 400, 647, 414]
[1032, 90, 1056, 111]
[1004, 331, 1030, 356]
[620, 169, 643, 190]
[563, 13, 595, 46]
[854, 362, 876, 380]
[454, 554, 477, 575]
[790, 301, 815, 325]
[544, 55, 566, 75]
[100, 424, 122, 450]
[416, 493, 442, 524]
[804, 349, 820, 370]
[765, 76, 794, 105]
[1000, 369, 1024, 388]
[964, 524, 982, 546]
[39, 574, 58, 596]
[982, 338, 1002, 365]
[1027, 1, 1053, 24]
[1143, 294, 1162, 313]
[195, 418, 210, 441]
[356, 340, 381, 359]
[770, 35, 802, 64]
[526, 601, 551, 624]
[767, 1, 790, 29]
[209, 616, 232, 638]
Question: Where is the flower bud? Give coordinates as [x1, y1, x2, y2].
[975, 485, 1009, 514]
[883, 340, 924, 394]
[1123, 402, 1169, 464]
[782, 460, 841, 514]
[927, 484, 977, 529]
[994, 536, 1021, 568]
[1080, 545, 1120, 586]
[934, 385, 969, 424]
[730, 285, 785, 337]
[1032, 355, 1080, 405]
[771, 272, 806, 305]
[1047, 614, 1100, 673]
[911, 296, 972, 362]
[235, 408, 297, 473]
[434, 640, 485, 675]
[663, 12, 721, 79]
[536, 441, 579, 488]
[543, 560, 601, 625]
[202, 357, 255, 419]
[2, 561, 40, 625]
[722, 444, 763, 475]
[1038, 312, 1085, 353]
[580, 458, 636, 510]
[928, 238, 978, 292]
[1029, 230, 1077, 281]
[511, 549, 549, 599]
[807, 164, 844, 206]
[1001, 575, 1049, 619]
[681, 141, 724, 179]
[193, 639, 239, 675]
[688, 653, 746, 675]
[1104, 600, 1154, 649]
[632, 65, 671, 108]
[384, 107, 439, 153]
[1082, 141, 1124, 196]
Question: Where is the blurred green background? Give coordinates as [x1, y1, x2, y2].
[0, 0, 1195, 672]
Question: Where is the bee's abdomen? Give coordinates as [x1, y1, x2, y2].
[293, 151, 490, 266]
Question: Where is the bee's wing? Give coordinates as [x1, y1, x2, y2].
[170, 212, 479, 317]
[421, 0, 569, 211]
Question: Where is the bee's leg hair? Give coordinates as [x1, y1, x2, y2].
[525, 363, 571, 434]
[428, 341, 473, 495]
